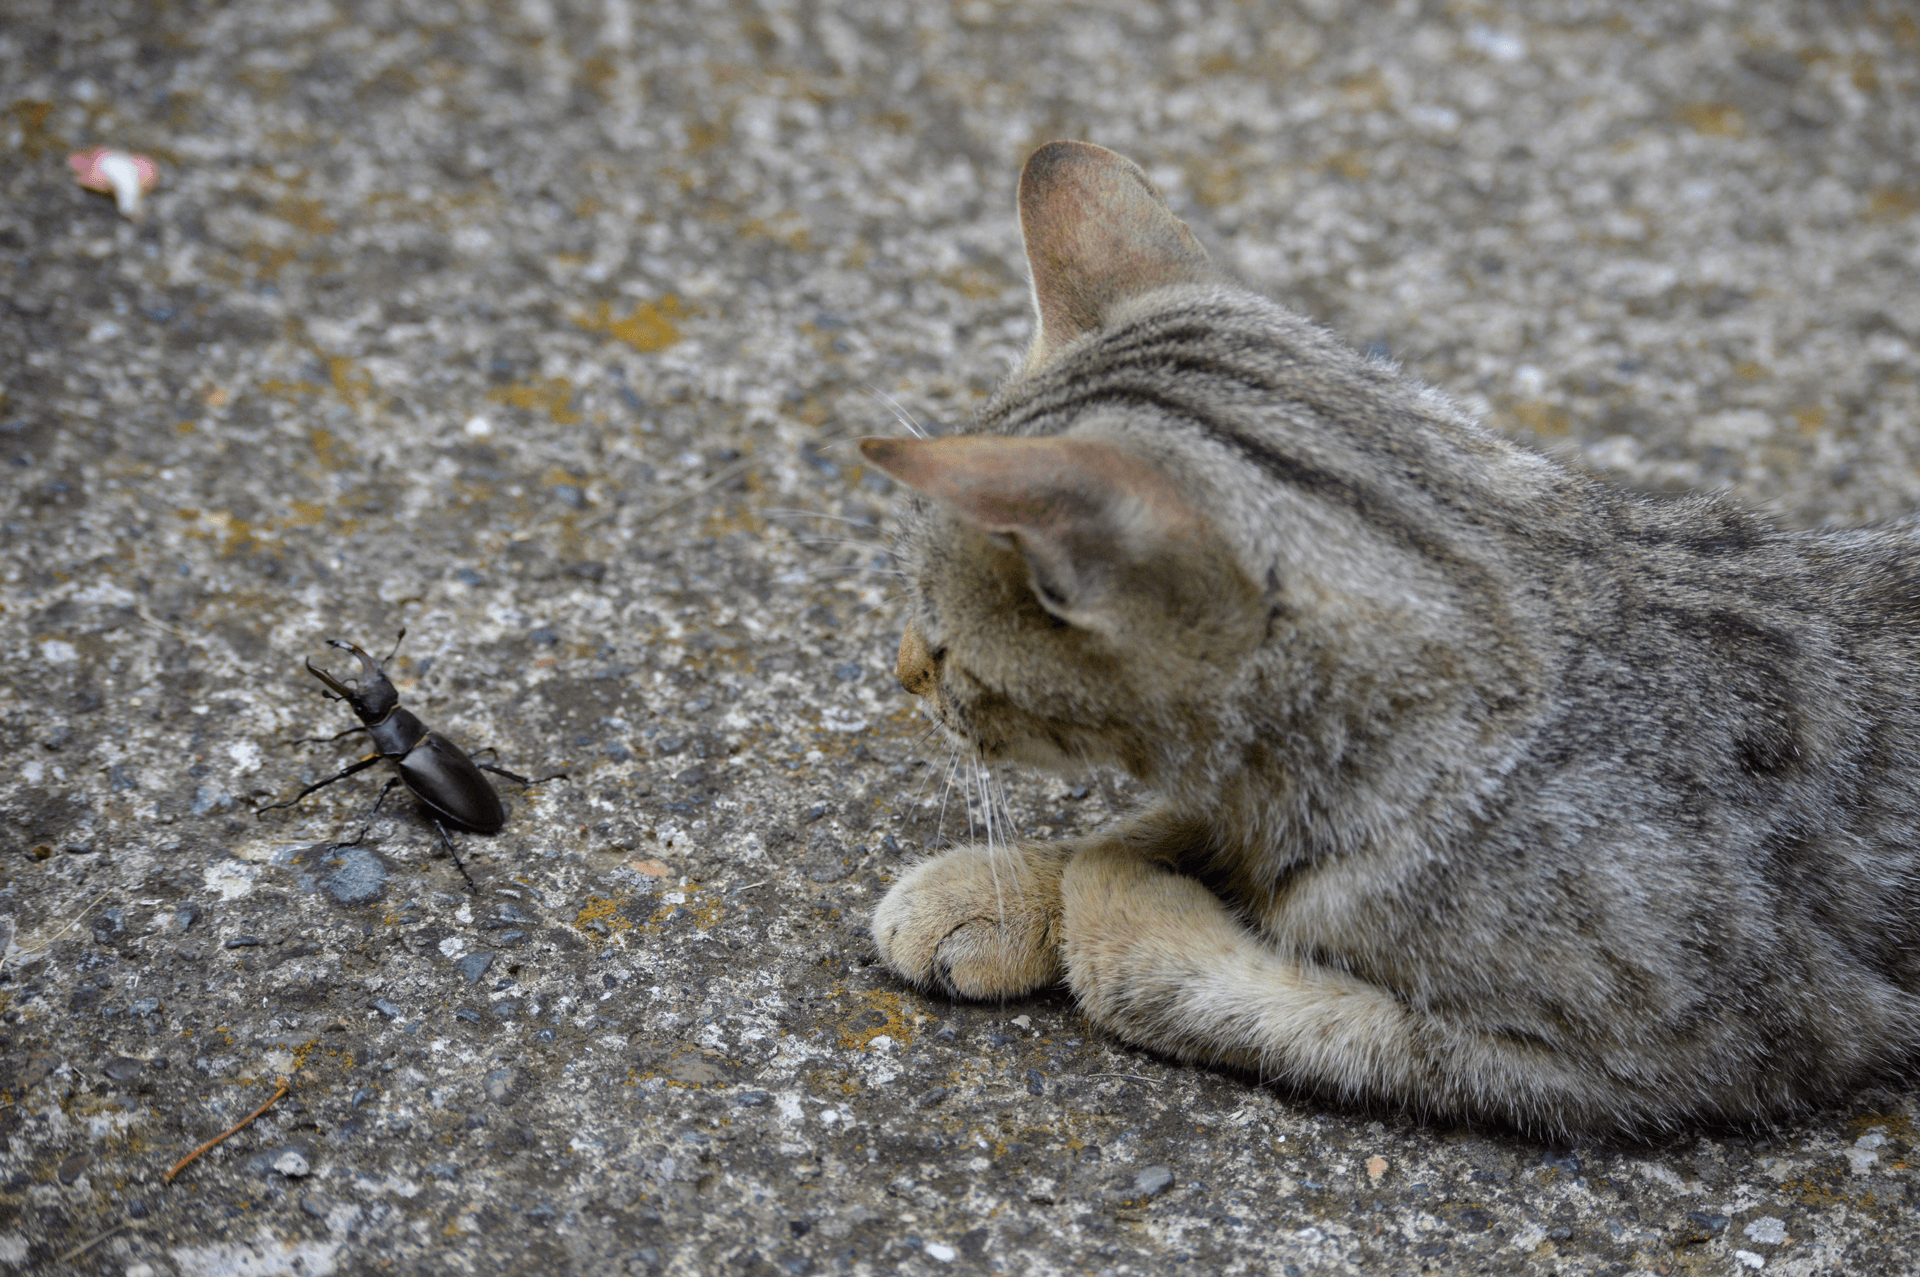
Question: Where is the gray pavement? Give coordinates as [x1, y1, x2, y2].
[2, 1, 1918, 1274]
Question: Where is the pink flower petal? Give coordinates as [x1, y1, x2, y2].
[68, 147, 160, 194]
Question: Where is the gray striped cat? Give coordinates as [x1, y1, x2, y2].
[859, 140, 1920, 1135]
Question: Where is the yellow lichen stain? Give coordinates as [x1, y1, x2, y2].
[308, 426, 350, 471]
[272, 197, 338, 236]
[286, 499, 328, 528]
[176, 420, 196, 434]
[487, 377, 581, 424]
[1793, 405, 1828, 435]
[578, 298, 683, 353]
[1679, 103, 1745, 136]
[936, 265, 1005, 301]
[1866, 188, 1920, 222]
[221, 516, 260, 558]
[649, 884, 723, 930]
[1337, 69, 1388, 110]
[1849, 1111, 1914, 1138]
[838, 988, 916, 1052]
[575, 894, 634, 943]
[241, 242, 302, 281]
[10, 99, 55, 160]
[1323, 151, 1371, 182]
[259, 378, 326, 400]
[1733, 360, 1767, 380]
[685, 118, 727, 154]
[327, 356, 373, 406]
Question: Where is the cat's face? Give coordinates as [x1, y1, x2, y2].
[861, 145, 1273, 781]
[882, 466, 1263, 778]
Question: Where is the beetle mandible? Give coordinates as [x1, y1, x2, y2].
[256, 629, 565, 890]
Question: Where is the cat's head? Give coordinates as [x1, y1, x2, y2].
[860, 142, 1267, 780]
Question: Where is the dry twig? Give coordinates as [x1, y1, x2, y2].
[163, 1076, 291, 1184]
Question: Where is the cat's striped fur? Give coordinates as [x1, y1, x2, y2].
[862, 141, 1920, 1135]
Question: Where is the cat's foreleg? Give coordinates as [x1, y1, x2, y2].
[871, 840, 1074, 999]
[1061, 840, 1424, 1100]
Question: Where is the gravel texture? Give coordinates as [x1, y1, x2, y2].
[3, 2, 1919, 1274]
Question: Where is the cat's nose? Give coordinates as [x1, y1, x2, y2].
[896, 622, 939, 697]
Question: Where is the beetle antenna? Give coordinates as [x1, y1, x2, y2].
[383, 628, 406, 668]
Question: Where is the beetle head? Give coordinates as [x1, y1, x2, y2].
[307, 631, 405, 723]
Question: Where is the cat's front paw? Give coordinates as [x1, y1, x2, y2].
[871, 842, 1070, 1000]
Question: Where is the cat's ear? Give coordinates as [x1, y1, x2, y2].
[1018, 141, 1218, 370]
[860, 434, 1212, 634]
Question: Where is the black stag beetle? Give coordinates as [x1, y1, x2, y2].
[257, 629, 565, 889]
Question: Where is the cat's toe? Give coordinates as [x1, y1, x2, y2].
[870, 844, 1066, 999]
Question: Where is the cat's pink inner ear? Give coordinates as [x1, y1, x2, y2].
[857, 435, 1198, 542]
[1018, 141, 1216, 367]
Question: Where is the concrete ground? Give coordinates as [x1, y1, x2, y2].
[3, 1, 1918, 1273]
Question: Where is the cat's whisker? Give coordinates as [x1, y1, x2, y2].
[975, 757, 1009, 930]
[863, 384, 930, 439]
[763, 508, 886, 529]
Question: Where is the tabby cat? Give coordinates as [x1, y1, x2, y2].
[859, 140, 1920, 1135]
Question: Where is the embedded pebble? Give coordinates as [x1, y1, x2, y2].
[101, 1056, 144, 1083]
[321, 847, 388, 904]
[1743, 1217, 1788, 1245]
[458, 952, 495, 984]
[1135, 1165, 1175, 1196]
[273, 1150, 312, 1178]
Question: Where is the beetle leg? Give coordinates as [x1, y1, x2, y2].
[253, 753, 384, 816]
[349, 777, 403, 846]
[431, 819, 478, 892]
[475, 762, 571, 787]
[280, 725, 368, 748]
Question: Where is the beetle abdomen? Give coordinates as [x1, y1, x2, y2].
[400, 733, 508, 832]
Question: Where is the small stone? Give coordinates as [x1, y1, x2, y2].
[273, 1150, 311, 1178]
[486, 1067, 518, 1102]
[321, 847, 387, 905]
[352, 1086, 375, 1108]
[57, 1151, 93, 1185]
[735, 1090, 770, 1107]
[101, 1056, 145, 1084]
[1366, 1155, 1389, 1182]
[373, 999, 405, 1019]
[454, 1007, 481, 1023]
[1135, 1165, 1174, 1196]
[301, 1193, 333, 1219]
[130, 997, 160, 1017]
[92, 907, 127, 944]
[458, 952, 495, 984]
[924, 1241, 957, 1262]
[1743, 1217, 1788, 1245]
[225, 936, 264, 949]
